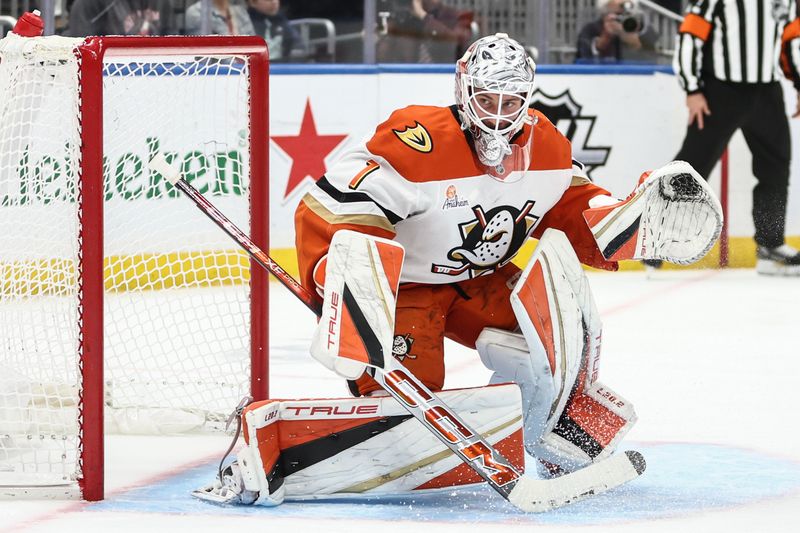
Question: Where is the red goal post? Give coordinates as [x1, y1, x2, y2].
[0, 35, 269, 501]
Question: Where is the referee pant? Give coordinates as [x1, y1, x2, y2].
[675, 77, 791, 249]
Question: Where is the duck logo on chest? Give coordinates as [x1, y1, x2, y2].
[432, 201, 539, 278]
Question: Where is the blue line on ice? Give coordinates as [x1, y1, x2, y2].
[90, 442, 800, 525]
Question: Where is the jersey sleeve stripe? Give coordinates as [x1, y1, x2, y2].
[301, 193, 397, 234]
[571, 160, 590, 184]
[570, 175, 592, 187]
[316, 176, 404, 225]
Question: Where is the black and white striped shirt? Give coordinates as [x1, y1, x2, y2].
[674, 0, 800, 92]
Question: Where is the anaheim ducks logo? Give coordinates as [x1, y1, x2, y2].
[393, 121, 433, 153]
[432, 201, 539, 278]
[392, 334, 416, 362]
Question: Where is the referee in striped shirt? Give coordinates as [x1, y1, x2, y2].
[674, 0, 800, 275]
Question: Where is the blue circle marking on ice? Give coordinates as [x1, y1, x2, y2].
[92, 442, 800, 525]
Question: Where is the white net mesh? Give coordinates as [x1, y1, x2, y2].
[0, 34, 83, 488]
[0, 34, 258, 488]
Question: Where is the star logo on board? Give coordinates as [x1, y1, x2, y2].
[271, 98, 347, 200]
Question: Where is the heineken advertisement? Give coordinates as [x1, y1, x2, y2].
[0, 69, 253, 266]
[1, 137, 247, 207]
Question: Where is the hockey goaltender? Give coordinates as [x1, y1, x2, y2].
[189, 34, 722, 511]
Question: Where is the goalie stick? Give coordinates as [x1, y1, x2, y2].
[149, 153, 646, 512]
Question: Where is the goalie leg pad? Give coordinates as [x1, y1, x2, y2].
[536, 382, 637, 475]
[498, 229, 635, 473]
[310, 230, 405, 380]
[195, 386, 524, 504]
[475, 329, 635, 476]
[508, 229, 600, 442]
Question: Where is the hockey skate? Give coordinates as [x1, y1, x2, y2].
[756, 244, 800, 276]
[192, 459, 260, 505]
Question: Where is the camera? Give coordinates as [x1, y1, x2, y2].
[613, 1, 644, 33]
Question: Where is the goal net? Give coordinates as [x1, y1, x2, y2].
[0, 34, 269, 499]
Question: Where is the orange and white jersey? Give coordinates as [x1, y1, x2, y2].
[295, 104, 614, 291]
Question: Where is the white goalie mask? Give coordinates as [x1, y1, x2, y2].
[455, 33, 536, 179]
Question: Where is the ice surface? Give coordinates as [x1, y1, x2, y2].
[2, 269, 800, 532]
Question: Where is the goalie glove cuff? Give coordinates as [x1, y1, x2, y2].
[583, 161, 723, 264]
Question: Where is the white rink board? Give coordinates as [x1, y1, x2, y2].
[7, 64, 794, 257]
[268, 67, 800, 249]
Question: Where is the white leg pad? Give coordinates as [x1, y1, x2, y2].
[310, 230, 405, 379]
[479, 229, 637, 473]
[237, 446, 267, 494]
[535, 381, 637, 474]
[476, 328, 554, 449]
[508, 230, 598, 442]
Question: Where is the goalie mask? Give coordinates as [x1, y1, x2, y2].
[455, 33, 536, 179]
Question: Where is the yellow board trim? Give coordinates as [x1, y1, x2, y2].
[3, 251, 253, 295]
[268, 235, 800, 281]
[5, 235, 797, 296]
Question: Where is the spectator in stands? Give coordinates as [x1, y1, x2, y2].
[575, 0, 659, 63]
[247, 0, 297, 60]
[377, 0, 474, 63]
[185, 0, 255, 35]
[66, 0, 175, 36]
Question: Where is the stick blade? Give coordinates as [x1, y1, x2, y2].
[149, 152, 181, 184]
[625, 449, 647, 475]
[508, 450, 646, 512]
